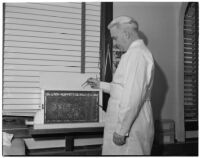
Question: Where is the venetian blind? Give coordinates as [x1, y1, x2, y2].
[3, 2, 101, 116]
[183, 2, 198, 140]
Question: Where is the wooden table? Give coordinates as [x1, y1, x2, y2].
[27, 126, 104, 156]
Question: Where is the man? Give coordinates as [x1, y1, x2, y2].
[88, 16, 155, 155]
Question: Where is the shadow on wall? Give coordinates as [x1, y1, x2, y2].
[138, 30, 148, 45]
[151, 61, 168, 120]
[138, 30, 148, 46]
[138, 30, 168, 120]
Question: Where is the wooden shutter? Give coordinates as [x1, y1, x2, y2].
[184, 2, 198, 140]
[85, 3, 101, 73]
[3, 2, 101, 116]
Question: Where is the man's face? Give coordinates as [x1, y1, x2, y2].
[110, 26, 127, 51]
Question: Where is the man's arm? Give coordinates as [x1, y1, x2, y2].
[115, 54, 150, 137]
[86, 78, 111, 94]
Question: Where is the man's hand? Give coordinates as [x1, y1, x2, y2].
[86, 77, 100, 89]
[113, 132, 126, 146]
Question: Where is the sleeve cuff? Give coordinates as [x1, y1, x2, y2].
[116, 125, 129, 137]
[100, 81, 110, 93]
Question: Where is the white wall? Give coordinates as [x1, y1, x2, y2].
[113, 2, 185, 141]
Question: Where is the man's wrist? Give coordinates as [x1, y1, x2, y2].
[116, 127, 129, 137]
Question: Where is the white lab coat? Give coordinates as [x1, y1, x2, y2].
[100, 39, 155, 155]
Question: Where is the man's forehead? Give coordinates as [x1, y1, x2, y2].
[110, 26, 119, 36]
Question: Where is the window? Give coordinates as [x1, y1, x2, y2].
[3, 2, 101, 116]
[184, 2, 198, 140]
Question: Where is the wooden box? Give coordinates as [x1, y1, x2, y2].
[155, 119, 175, 144]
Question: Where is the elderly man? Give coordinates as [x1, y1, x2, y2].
[88, 16, 155, 155]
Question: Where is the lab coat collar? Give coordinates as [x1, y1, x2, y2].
[128, 39, 144, 50]
[122, 39, 144, 58]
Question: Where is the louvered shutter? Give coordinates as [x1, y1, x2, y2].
[85, 3, 100, 73]
[184, 2, 198, 140]
[3, 2, 101, 116]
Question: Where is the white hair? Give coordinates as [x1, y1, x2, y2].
[107, 16, 139, 32]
